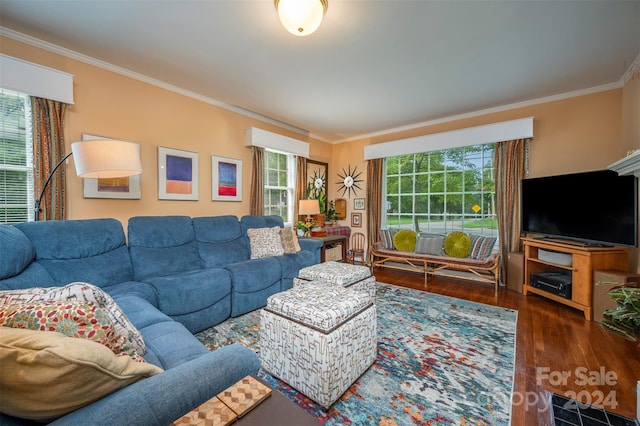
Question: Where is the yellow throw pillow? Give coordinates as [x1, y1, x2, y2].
[0, 327, 163, 421]
[444, 231, 472, 258]
[393, 229, 418, 252]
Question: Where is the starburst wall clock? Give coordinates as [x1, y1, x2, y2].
[337, 165, 363, 198]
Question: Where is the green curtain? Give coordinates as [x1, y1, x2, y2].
[31, 97, 68, 221]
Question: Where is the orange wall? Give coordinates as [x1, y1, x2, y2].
[1, 36, 331, 226]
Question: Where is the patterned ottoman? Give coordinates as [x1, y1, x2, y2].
[293, 261, 376, 302]
[259, 284, 377, 408]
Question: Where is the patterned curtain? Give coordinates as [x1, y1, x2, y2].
[295, 156, 307, 221]
[32, 97, 68, 221]
[494, 138, 529, 284]
[366, 158, 384, 262]
[249, 146, 264, 215]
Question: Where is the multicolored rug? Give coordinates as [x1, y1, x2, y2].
[195, 283, 517, 425]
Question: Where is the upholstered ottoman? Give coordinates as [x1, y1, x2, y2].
[293, 261, 376, 302]
[259, 284, 377, 408]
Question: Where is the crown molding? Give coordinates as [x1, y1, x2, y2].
[0, 27, 310, 138]
[620, 51, 640, 86]
[332, 81, 623, 145]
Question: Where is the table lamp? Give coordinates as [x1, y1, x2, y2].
[299, 199, 320, 228]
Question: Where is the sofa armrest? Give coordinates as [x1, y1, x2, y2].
[299, 238, 323, 263]
[49, 344, 260, 426]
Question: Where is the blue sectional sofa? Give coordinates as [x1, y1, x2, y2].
[0, 215, 322, 425]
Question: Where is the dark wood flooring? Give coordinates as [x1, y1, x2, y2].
[372, 268, 640, 425]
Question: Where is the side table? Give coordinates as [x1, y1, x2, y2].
[306, 235, 347, 262]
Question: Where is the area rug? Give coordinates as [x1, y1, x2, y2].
[195, 283, 517, 425]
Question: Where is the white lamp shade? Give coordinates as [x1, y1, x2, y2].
[299, 199, 320, 215]
[275, 0, 327, 36]
[71, 140, 142, 178]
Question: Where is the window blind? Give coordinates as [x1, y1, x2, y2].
[0, 89, 34, 223]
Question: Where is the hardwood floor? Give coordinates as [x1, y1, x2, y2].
[372, 268, 640, 425]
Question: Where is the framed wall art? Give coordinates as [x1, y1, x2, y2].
[158, 146, 199, 200]
[212, 155, 242, 201]
[351, 212, 362, 227]
[354, 198, 365, 210]
[81, 133, 141, 199]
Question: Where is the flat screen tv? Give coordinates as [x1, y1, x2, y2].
[521, 169, 638, 247]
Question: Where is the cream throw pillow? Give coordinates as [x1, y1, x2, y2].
[247, 226, 284, 259]
[0, 327, 163, 421]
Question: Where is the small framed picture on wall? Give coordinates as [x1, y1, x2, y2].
[354, 198, 365, 210]
[351, 212, 362, 227]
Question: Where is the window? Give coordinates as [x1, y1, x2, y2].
[384, 144, 497, 238]
[264, 149, 296, 225]
[0, 89, 33, 224]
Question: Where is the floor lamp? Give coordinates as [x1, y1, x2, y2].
[34, 140, 142, 221]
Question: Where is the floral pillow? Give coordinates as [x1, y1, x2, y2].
[247, 226, 285, 259]
[0, 301, 143, 362]
[0, 282, 146, 355]
[280, 228, 301, 254]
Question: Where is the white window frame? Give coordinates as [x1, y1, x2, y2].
[263, 148, 296, 226]
[0, 88, 34, 223]
[383, 143, 497, 239]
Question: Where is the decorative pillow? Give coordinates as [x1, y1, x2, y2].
[0, 225, 35, 279]
[379, 229, 397, 249]
[0, 282, 146, 355]
[469, 235, 497, 259]
[393, 230, 418, 252]
[0, 327, 163, 421]
[280, 228, 301, 254]
[247, 226, 284, 259]
[415, 235, 444, 255]
[0, 301, 142, 361]
[443, 231, 472, 258]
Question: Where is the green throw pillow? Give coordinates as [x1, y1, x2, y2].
[444, 231, 472, 258]
[393, 230, 418, 252]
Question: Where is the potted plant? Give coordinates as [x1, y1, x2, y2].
[600, 283, 640, 341]
[325, 200, 338, 225]
[306, 173, 327, 227]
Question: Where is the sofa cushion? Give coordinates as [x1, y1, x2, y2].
[247, 226, 284, 259]
[0, 282, 146, 355]
[0, 327, 162, 421]
[469, 235, 497, 259]
[193, 216, 249, 267]
[0, 225, 35, 279]
[128, 216, 202, 280]
[143, 268, 231, 317]
[0, 262, 56, 290]
[393, 229, 417, 252]
[444, 231, 472, 258]
[0, 301, 141, 360]
[14, 219, 134, 287]
[240, 215, 284, 232]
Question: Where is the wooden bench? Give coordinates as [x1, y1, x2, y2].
[370, 241, 500, 291]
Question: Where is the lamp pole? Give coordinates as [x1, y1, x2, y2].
[34, 152, 73, 221]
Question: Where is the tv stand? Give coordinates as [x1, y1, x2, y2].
[522, 237, 629, 320]
[536, 237, 612, 248]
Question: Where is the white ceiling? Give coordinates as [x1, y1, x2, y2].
[1, 0, 639, 143]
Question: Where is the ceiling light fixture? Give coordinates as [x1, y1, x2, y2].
[274, 0, 328, 36]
